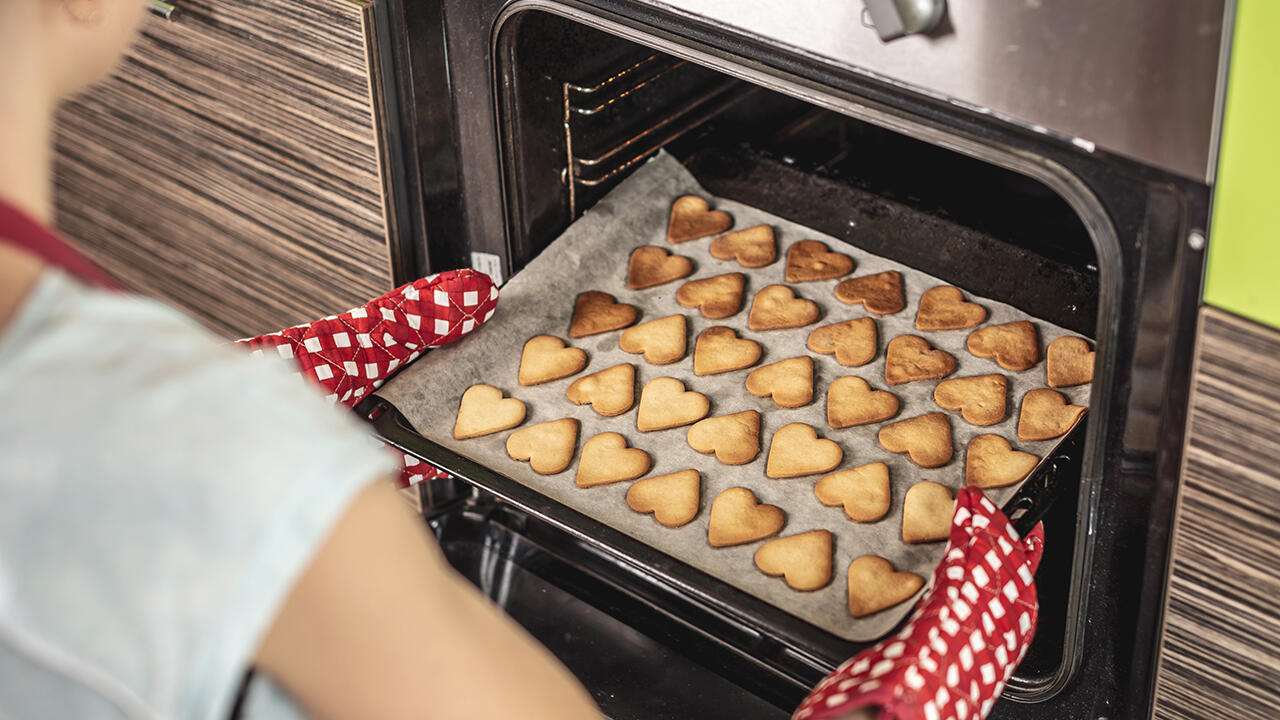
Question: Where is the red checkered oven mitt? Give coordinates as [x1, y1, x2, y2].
[793, 487, 1044, 720]
[237, 269, 498, 486]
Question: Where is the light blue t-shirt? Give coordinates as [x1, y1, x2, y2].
[0, 270, 396, 719]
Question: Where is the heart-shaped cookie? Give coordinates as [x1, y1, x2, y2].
[807, 317, 877, 367]
[826, 376, 899, 429]
[676, 272, 745, 319]
[745, 356, 814, 409]
[884, 335, 956, 385]
[627, 246, 694, 289]
[709, 224, 776, 267]
[814, 461, 891, 522]
[915, 286, 987, 330]
[565, 363, 635, 417]
[626, 469, 701, 527]
[967, 320, 1040, 371]
[506, 418, 579, 475]
[518, 335, 588, 386]
[748, 285, 820, 330]
[707, 486, 784, 547]
[847, 556, 925, 618]
[766, 422, 843, 478]
[667, 195, 733, 243]
[784, 240, 854, 282]
[966, 434, 1039, 489]
[576, 431, 652, 488]
[878, 412, 953, 468]
[636, 377, 710, 431]
[619, 314, 687, 365]
[901, 480, 954, 544]
[932, 373, 1008, 426]
[569, 291, 638, 338]
[1018, 388, 1086, 441]
[453, 384, 527, 439]
[687, 410, 761, 465]
[1047, 336, 1095, 387]
[754, 530, 833, 592]
[693, 326, 762, 375]
[833, 270, 905, 314]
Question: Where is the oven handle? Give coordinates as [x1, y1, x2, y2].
[1001, 419, 1086, 538]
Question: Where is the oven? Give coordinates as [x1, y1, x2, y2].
[360, 1, 1223, 717]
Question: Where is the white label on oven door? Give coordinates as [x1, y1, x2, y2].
[470, 252, 505, 287]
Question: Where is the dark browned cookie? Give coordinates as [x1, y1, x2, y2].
[785, 240, 855, 282]
[833, 271, 905, 314]
[668, 195, 733, 243]
[569, 291, 638, 338]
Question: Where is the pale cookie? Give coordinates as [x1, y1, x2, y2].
[453, 384, 527, 440]
[576, 431, 652, 488]
[814, 462, 891, 523]
[687, 410, 761, 465]
[915, 286, 987, 330]
[565, 363, 635, 417]
[833, 271, 905, 315]
[884, 335, 956, 385]
[932, 374, 1008, 426]
[967, 320, 1040, 371]
[754, 530, 833, 592]
[506, 418, 579, 475]
[709, 224, 776, 267]
[766, 423, 843, 479]
[847, 556, 925, 618]
[569, 291, 638, 338]
[636, 377, 710, 432]
[826, 376, 899, 429]
[748, 285, 820, 330]
[627, 469, 701, 528]
[902, 480, 954, 544]
[878, 412, 953, 468]
[619, 314, 687, 365]
[745, 356, 814, 409]
[707, 486, 784, 547]
[1047, 336, 1095, 387]
[676, 272, 745, 319]
[668, 195, 733, 243]
[518, 335, 588, 386]
[693, 326, 762, 375]
[627, 246, 694, 289]
[806, 317, 877, 367]
[966, 434, 1039, 489]
[785, 240, 854, 282]
[1018, 388, 1086, 441]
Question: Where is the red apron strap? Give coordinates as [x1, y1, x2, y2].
[0, 198, 119, 289]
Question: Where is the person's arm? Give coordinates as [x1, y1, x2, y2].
[253, 480, 601, 720]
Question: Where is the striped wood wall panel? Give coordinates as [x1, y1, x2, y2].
[52, 0, 393, 338]
[1151, 307, 1280, 719]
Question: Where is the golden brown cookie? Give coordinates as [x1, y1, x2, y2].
[676, 272, 746, 319]
[1017, 388, 1086, 441]
[847, 556, 925, 618]
[833, 271, 906, 314]
[453, 384, 527, 439]
[687, 410, 761, 465]
[693, 326, 763, 376]
[745, 356, 814, 409]
[814, 462, 891, 523]
[932, 374, 1008, 426]
[619, 314, 687, 365]
[565, 364, 635, 417]
[627, 246, 694, 290]
[748, 285, 820, 330]
[1047, 336, 1095, 387]
[966, 434, 1039, 489]
[506, 418, 579, 475]
[636, 377, 710, 432]
[784, 240, 855, 282]
[884, 335, 956, 385]
[626, 469, 701, 527]
[806, 318, 877, 367]
[667, 195, 733, 243]
[967, 320, 1040, 371]
[518, 335, 588, 386]
[826, 376, 900, 429]
[576, 432, 652, 488]
[754, 530, 833, 592]
[878, 412, 953, 468]
[568, 291, 638, 338]
[915, 286, 987, 330]
[709, 224, 776, 267]
[707, 487, 785, 547]
[765, 423, 843, 479]
[901, 480, 954, 544]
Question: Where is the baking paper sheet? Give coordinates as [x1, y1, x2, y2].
[374, 151, 1091, 641]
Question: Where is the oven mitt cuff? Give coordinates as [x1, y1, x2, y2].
[793, 487, 1044, 720]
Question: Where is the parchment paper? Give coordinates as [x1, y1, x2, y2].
[374, 151, 1091, 641]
